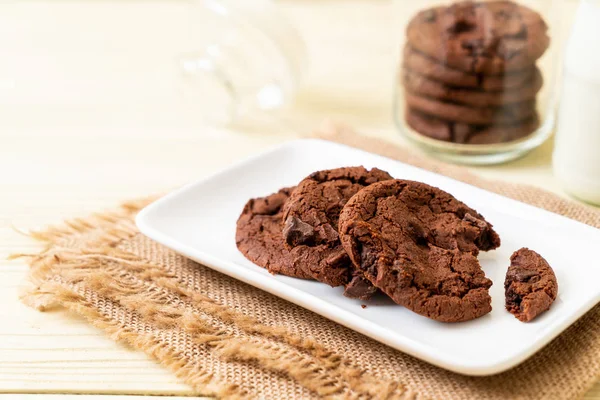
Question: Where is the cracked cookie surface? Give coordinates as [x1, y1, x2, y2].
[236, 187, 312, 279]
[505, 248, 558, 322]
[403, 67, 543, 108]
[282, 166, 393, 299]
[402, 45, 536, 90]
[339, 180, 500, 322]
[405, 93, 536, 126]
[405, 108, 540, 144]
[406, 0, 549, 75]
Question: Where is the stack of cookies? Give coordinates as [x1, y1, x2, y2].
[401, 0, 550, 145]
[236, 166, 502, 322]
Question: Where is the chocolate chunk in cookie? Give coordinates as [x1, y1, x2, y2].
[282, 167, 393, 299]
[283, 216, 316, 247]
[403, 68, 543, 107]
[405, 108, 540, 144]
[402, 46, 536, 90]
[406, 1, 549, 74]
[505, 248, 558, 322]
[339, 180, 500, 322]
[236, 187, 312, 279]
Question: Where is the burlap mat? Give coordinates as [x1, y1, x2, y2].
[16, 123, 600, 400]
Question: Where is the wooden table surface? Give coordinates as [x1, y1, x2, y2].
[2, 0, 597, 398]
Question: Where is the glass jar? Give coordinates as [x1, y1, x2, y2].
[178, 0, 308, 125]
[393, 0, 560, 164]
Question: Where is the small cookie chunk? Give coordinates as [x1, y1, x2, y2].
[505, 248, 558, 322]
[282, 167, 393, 299]
[339, 180, 500, 322]
[404, 68, 543, 107]
[236, 187, 311, 279]
[405, 93, 536, 125]
[405, 108, 540, 144]
[403, 46, 536, 90]
[406, 1, 550, 74]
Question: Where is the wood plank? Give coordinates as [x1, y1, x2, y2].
[0, 396, 196, 398]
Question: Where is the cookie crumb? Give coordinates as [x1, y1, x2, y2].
[361, 304, 367, 309]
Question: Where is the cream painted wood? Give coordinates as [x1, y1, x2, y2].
[1, 0, 597, 398]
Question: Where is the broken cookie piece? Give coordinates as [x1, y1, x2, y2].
[505, 248, 558, 322]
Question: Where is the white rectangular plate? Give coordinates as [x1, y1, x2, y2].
[136, 139, 600, 376]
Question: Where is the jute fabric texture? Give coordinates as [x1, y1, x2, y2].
[17, 124, 600, 399]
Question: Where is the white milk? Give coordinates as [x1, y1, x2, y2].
[553, 0, 600, 205]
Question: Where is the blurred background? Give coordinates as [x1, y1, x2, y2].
[0, 1, 587, 220]
[0, 1, 403, 135]
[3, 1, 600, 396]
[0, 0, 590, 205]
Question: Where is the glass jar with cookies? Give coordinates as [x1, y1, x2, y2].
[394, 0, 559, 164]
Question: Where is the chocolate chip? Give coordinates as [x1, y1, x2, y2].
[325, 247, 348, 268]
[359, 244, 379, 276]
[344, 275, 378, 300]
[444, 2, 477, 34]
[448, 19, 476, 35]
[322, 223, 340, 244]
[507, 267, 538, 282]
[282, 215, 316, 247]
[505, 286, 522, 305]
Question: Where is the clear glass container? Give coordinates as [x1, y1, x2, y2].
[393, 0, 560, 164]
[178, 0, 308, 125]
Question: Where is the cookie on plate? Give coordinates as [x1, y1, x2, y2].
[339, 180, 500, 322]
[505, 248, 558, 322]
[406, 1, 550, 75]
[403, 68, 543, 107]
[402, 46, 536, 90]
[236, 187, 312, 279]
[406, 108, 540, 144]
[282, 166, 393, 299]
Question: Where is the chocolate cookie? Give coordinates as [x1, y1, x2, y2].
[339, 180, 500, 322]
[505, 248, 558, 322]
[405, 93, 536, 125]
[406, 1, 550, 75]
[404, 68, 543, 107]
[282, 167, 393, 299]
[236, 187, 312, 279]
[406, 108, 540, 144]
[402, 46, 536, 90]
